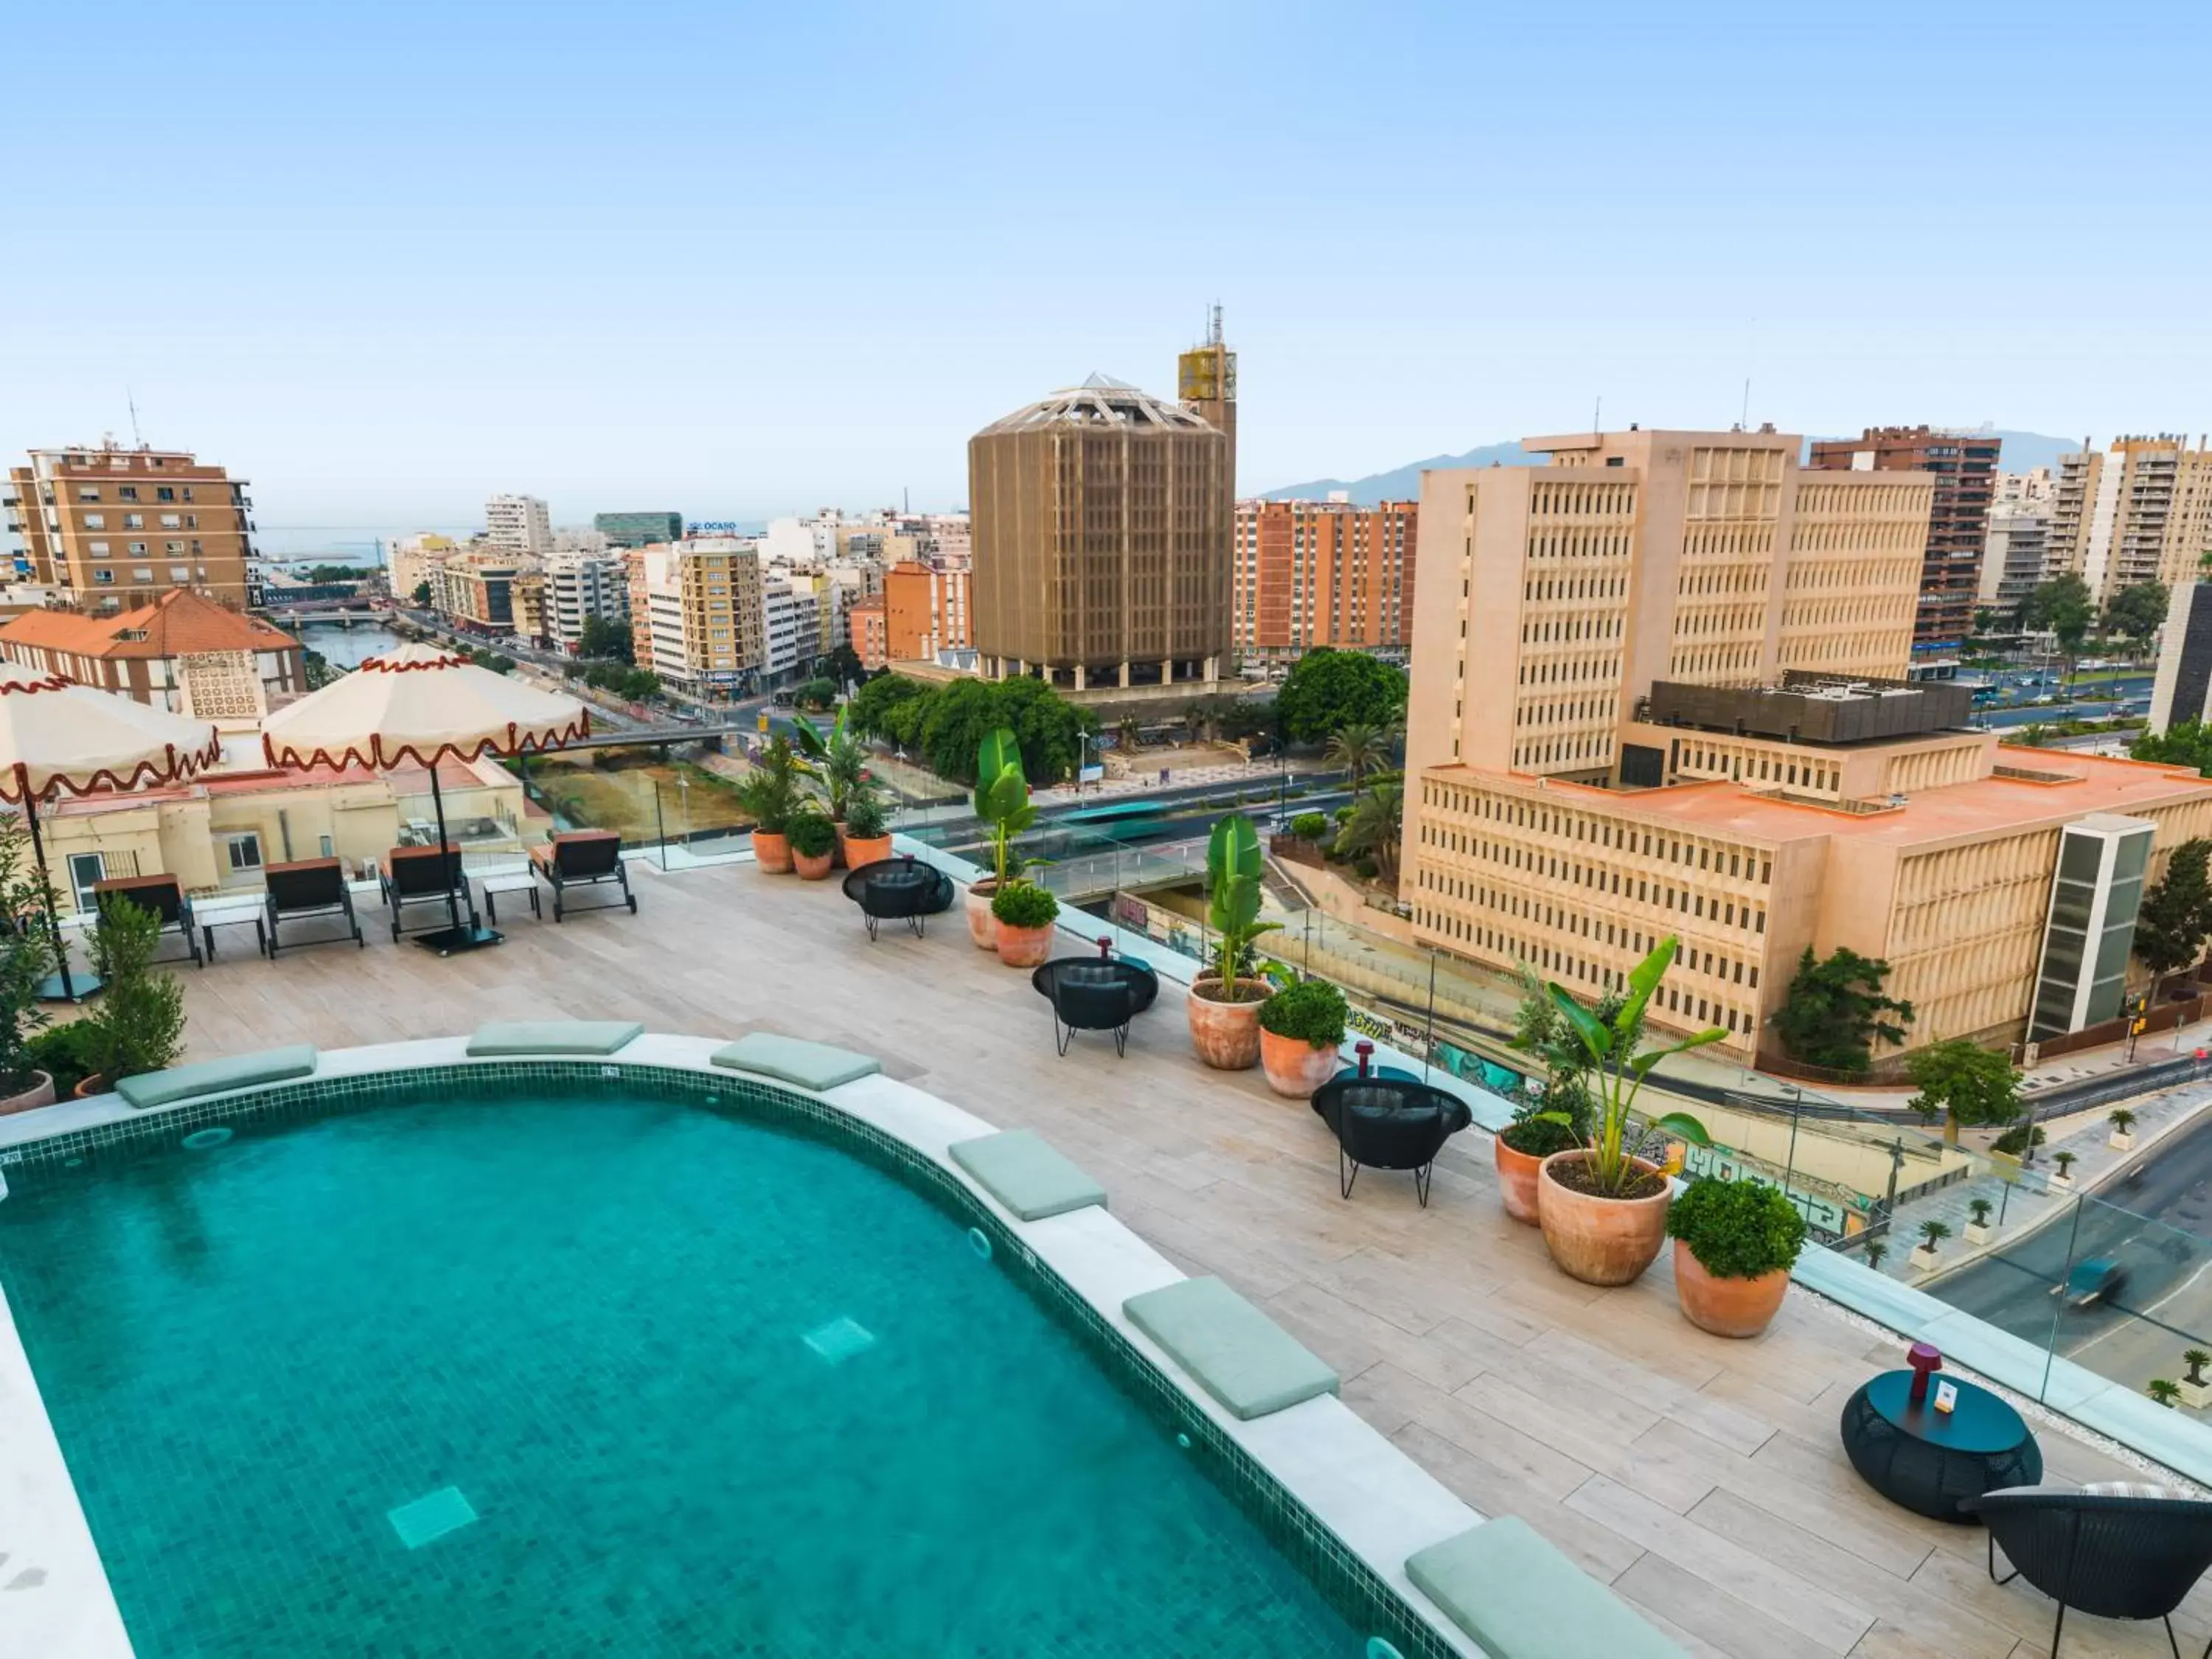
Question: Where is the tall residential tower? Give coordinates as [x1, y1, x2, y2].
[6, 441, 257, 609]
[1806, 425, 2000, 651]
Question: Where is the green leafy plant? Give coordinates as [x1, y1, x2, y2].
[1200, 814, 1279, 1000]
[2110, 1107, 2138, 1135]
[1256, 979, 1347, 1048]
[1290, 811, 1329, 841]
[792, 704, 869, 820]
[1773, 946, 1914, 1074]
[1274, 648, 1407, 744]
[973, 727, 1039, 891]
[1967, 1197, 1994, 1228]
[24, 1018, 101, 1099]
[1916, 1219, 1952, 1251]
[1992, 1121, 2046, 1158]
[787, 810, 837, 860]
[2185, 1349, 2211, 1388]
[843, 785, 889, 840]
[734, 736, 804, 835]
[990, 880, 1059, 930]
[793, 675, 838, 712]
[84, 896, 187, 1085]
[1527, 936, 1716, 1197]
[0, 810, 58, 1093]
[1324, 720, 1396, 793]
[1665, 1178, 1807, 1280]
[1499, 1107, 1581, 1159]
[2149, 1379, 2183, 1408]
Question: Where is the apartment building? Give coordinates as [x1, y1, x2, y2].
[594, 511, 683, 550]
[1979, 501, 2056, 613]
[1233, 497, 1416, 665]
[1807, 425, 2000, 650]
[849, 594, 888, 670]
[1401, 426, 2210, 1062]
[764, 582, 821, 682]
[5, 441, 257, 608]
[0, 588, 303, 720]
[628, 537, 765, 695]
[2048, 436, 2212, 601]
[484, 494, 554, 559]
[541, 548, 630, 649]
[970, 373, 1231, 694]
[390, 533, 459, 601]
[883, 562, 971, 662]
[429, 552, 526, 635]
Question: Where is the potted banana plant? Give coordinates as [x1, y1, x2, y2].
[791, 703, 869, 864]
[967, 728, 1037, 950]
[1186, 815, 1279, 1069]
[1525, 936, 1718, 1286]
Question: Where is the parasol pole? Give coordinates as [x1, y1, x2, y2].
[16, 768, 79, 1002]
[429, 760, 465, 942]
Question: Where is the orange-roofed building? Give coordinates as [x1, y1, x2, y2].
[0, 588, 305, 720]
[848, 594, 888, 672]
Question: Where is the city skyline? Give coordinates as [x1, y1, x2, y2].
[5, 3, 2207, 537]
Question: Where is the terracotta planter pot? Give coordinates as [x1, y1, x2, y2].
[843, 834, 894, 870]
[0, 1070, 55, 1116]
[793, 846, 835, 880]
[751, 830, 793, 873]
[1259, 1027, 1339, 1099]
[1186, 978, 1270, 1070]
[1671, 1240, 1790, 1338]
[1537, 1151, 1672, 1286]
[995, 921, 1055, 967]
[74, 1074, 113, 1100]
[964, 881, 999, 950]
[1493, 1135, 1545, 1225]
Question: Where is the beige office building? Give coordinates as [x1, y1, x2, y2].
[1400, 427, 2212, 1063]
[2048, 436, 2212, 601]
[629, 537, 765, 696]
[970, 373, 1231, 695]
[6, 441, 257, 609]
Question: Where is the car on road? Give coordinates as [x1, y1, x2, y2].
[2053, 1257, 2126, 1309]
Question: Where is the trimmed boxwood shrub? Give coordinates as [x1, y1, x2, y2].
[1666, 1177, 1806, 1280]
[1257, 978, 1347, 1048]
[990, 880, 1060, 929]
[1290, 811, 1329, 841]
[788, 811, 837, 859]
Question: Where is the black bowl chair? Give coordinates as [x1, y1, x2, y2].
[1310, 1057, 1472, 1206]
[1030, 937, 1161, 1056]
[1967, 1486, 2212, 1658]
[841, 855, 955, 939]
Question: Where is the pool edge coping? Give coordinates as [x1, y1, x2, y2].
[0, 1032, 1486, 1659]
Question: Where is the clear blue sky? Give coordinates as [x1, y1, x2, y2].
[5, 1, 2205, 549]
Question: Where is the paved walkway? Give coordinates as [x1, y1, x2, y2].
[164, 857, 2212, 1657]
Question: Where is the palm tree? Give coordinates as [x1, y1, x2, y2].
[1116, 714, 1143, 754]
[1916, 1219, 1952, 1253]
[2185, 1349, 2211, 1388]
[1183, 702, 1210, 745]
[2149, 1379, 2183, 1408]
[1333, 782, 1404, 878]
[1863, 1240, 1888, 1272]
[2052, 1150, 2078, 1180]
[2110, 1107, 2137, 1139]
[1325, 721, 1391, 794]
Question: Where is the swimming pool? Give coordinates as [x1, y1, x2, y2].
[0, 1067, 1421, 1657]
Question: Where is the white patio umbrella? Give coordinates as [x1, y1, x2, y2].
[260, 643, 589, 955]
[0, 661, 223, 999]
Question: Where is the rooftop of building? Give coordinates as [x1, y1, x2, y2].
[1643, 675, 1975, 745]
[1428, 746, 2212, 847]
[976, 375, 1220, 437]
[0, 589, 297, 659]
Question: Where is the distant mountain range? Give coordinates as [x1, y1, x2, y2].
[1259, 428, 2084, 506]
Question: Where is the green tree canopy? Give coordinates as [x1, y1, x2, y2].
[793, 676, 838, 712]
[1273, 649, 1408, 744]
[2104, 580, 2170, 641]
[846, 672, 1094, 785]
[2021, 574, 2096, 655]
[848, 672, 930, 740]
[410, 580, 432, 605]
[2135, 837, 2212, 978]
[577, 614, 635, 663]
[1332, 782, 1403, 876]
[1772, 946, 1915, 1074]
[1905, 1038, 2022, 1145]
[2132, 719, 2212, 776]
[822, 644, 865, 687]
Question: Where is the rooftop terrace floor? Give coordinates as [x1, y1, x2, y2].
[175, 858, 2212, 1658]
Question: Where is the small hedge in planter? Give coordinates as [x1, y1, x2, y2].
[1290, 811, 1329, 841]
[788, 812, 838, 860]
[844, 788, 890, 840]
[1500, 1109, 1579, 1159]
[1666, 1177, 1806, 1280]
[1256, 979, 1346, 1048]
[990, 880, 1060, 930]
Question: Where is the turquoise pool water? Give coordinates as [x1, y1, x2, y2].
[0, 1086, 1373, 1656]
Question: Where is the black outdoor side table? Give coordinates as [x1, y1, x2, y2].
[1840, 1369, 2042, 1522]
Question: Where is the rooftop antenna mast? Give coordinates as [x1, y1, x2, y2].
[127, 386, 143, 448]
[1208, 302, 1222, 347]
[1593, 396, 1601, 437]
[1742, 378, 1751, 431]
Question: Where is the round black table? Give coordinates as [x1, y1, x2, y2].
[1840, 1369, 2042, 1522]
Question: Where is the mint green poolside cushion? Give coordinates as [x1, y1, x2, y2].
[709, 1032, 879, 1092]
[947, 1130, 1107, 1222]
[465, 1020, 644, 1058]
[1122, 1276, 1338, 1422]
[1407, 1518, 1687, 1658]
[115, 1044, 319, 1110]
